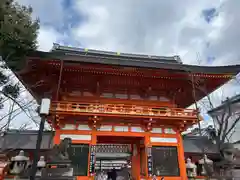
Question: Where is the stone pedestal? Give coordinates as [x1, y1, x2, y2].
[211, 143, 239, 180]
[41, 160, 74, 180]
[39, 138, 74, 180]
[47, 160, 72, 168]
[214, 160, 240, 180]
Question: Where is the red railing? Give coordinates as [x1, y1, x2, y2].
[50, 101, 198, 119]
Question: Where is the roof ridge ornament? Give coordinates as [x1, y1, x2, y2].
[50, 43, 182, 63]
[173, 55, 183, 64]
[51, 43, 60, 51]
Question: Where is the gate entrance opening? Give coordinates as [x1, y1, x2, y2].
[94, 136, 145, 180]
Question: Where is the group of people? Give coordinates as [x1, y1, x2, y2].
[96, 164, 131, 180]
[107, 168, 117, 180]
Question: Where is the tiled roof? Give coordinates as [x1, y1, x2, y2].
[51, 43, 183, 65]
[0, 130, 54, 150]
[183, 135, 218, 154]
[234, 140, 240, 144]
[27, 46, 240, 75]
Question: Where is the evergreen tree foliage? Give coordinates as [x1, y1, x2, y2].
[0, 0, 39, 108]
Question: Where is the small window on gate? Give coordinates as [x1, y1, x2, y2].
[70, 144, 89, 176]
[149, 95, 158, 101]
[101, 93, 114, 98]
[152, 146, 180, 176]
[130, 94, 141, 100]
[83, 91, 93, 97]
[115, 93, 128, 99]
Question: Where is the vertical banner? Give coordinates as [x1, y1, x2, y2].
[89, 145, 96, 175]
[147, 147, 153, 176]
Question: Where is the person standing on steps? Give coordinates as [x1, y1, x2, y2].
[110, 168, 117, 180]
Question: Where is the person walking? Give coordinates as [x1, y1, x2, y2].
[110, 168, 117, 180]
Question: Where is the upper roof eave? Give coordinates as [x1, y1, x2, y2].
[26, 51, 240, 75]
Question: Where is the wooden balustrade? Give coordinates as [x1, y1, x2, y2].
[50, 101, 198, 119]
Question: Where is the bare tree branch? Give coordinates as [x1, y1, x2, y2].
[0, 100, 35, 130]
[183, 55, 240, 152]
[188, 77, 240, 149]
[0, 79, 42, 105]
[224, 116, 240, 140]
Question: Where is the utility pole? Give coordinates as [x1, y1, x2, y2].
[30, 98, 51, 180]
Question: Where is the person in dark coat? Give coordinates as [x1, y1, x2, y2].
[107, 171, 111, 180]
[110, 168, 117, 180]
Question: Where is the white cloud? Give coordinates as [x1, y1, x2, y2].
[15, 0, 240, 66]
[205, 0, 240, 65]
[70, 0, 239, 67]
[16, 0, 65, 52]
[72, 1, 216, 63]
[16, 0, 65, 26]
[72, 0, 240, 101]
[37, 27, 61, 51]
[5, 0, 240, 131]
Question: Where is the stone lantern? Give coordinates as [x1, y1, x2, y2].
[10, 150, 29, 175]
[214, 143, 239, 179]
[186, 158, 197, 178]
[198, 154, 213, 176]
[36, 156, 46, 176]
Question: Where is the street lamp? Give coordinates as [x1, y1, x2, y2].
[30, 98, 51, 180]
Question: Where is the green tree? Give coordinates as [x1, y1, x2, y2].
[0, 0, 39, 108]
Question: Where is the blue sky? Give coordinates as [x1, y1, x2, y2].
[19, 0, 239, 66]
[2, 0, 240, 130]
[202, 8, 218, 23]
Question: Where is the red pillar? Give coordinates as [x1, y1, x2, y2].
[177, 133, 187, 179]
